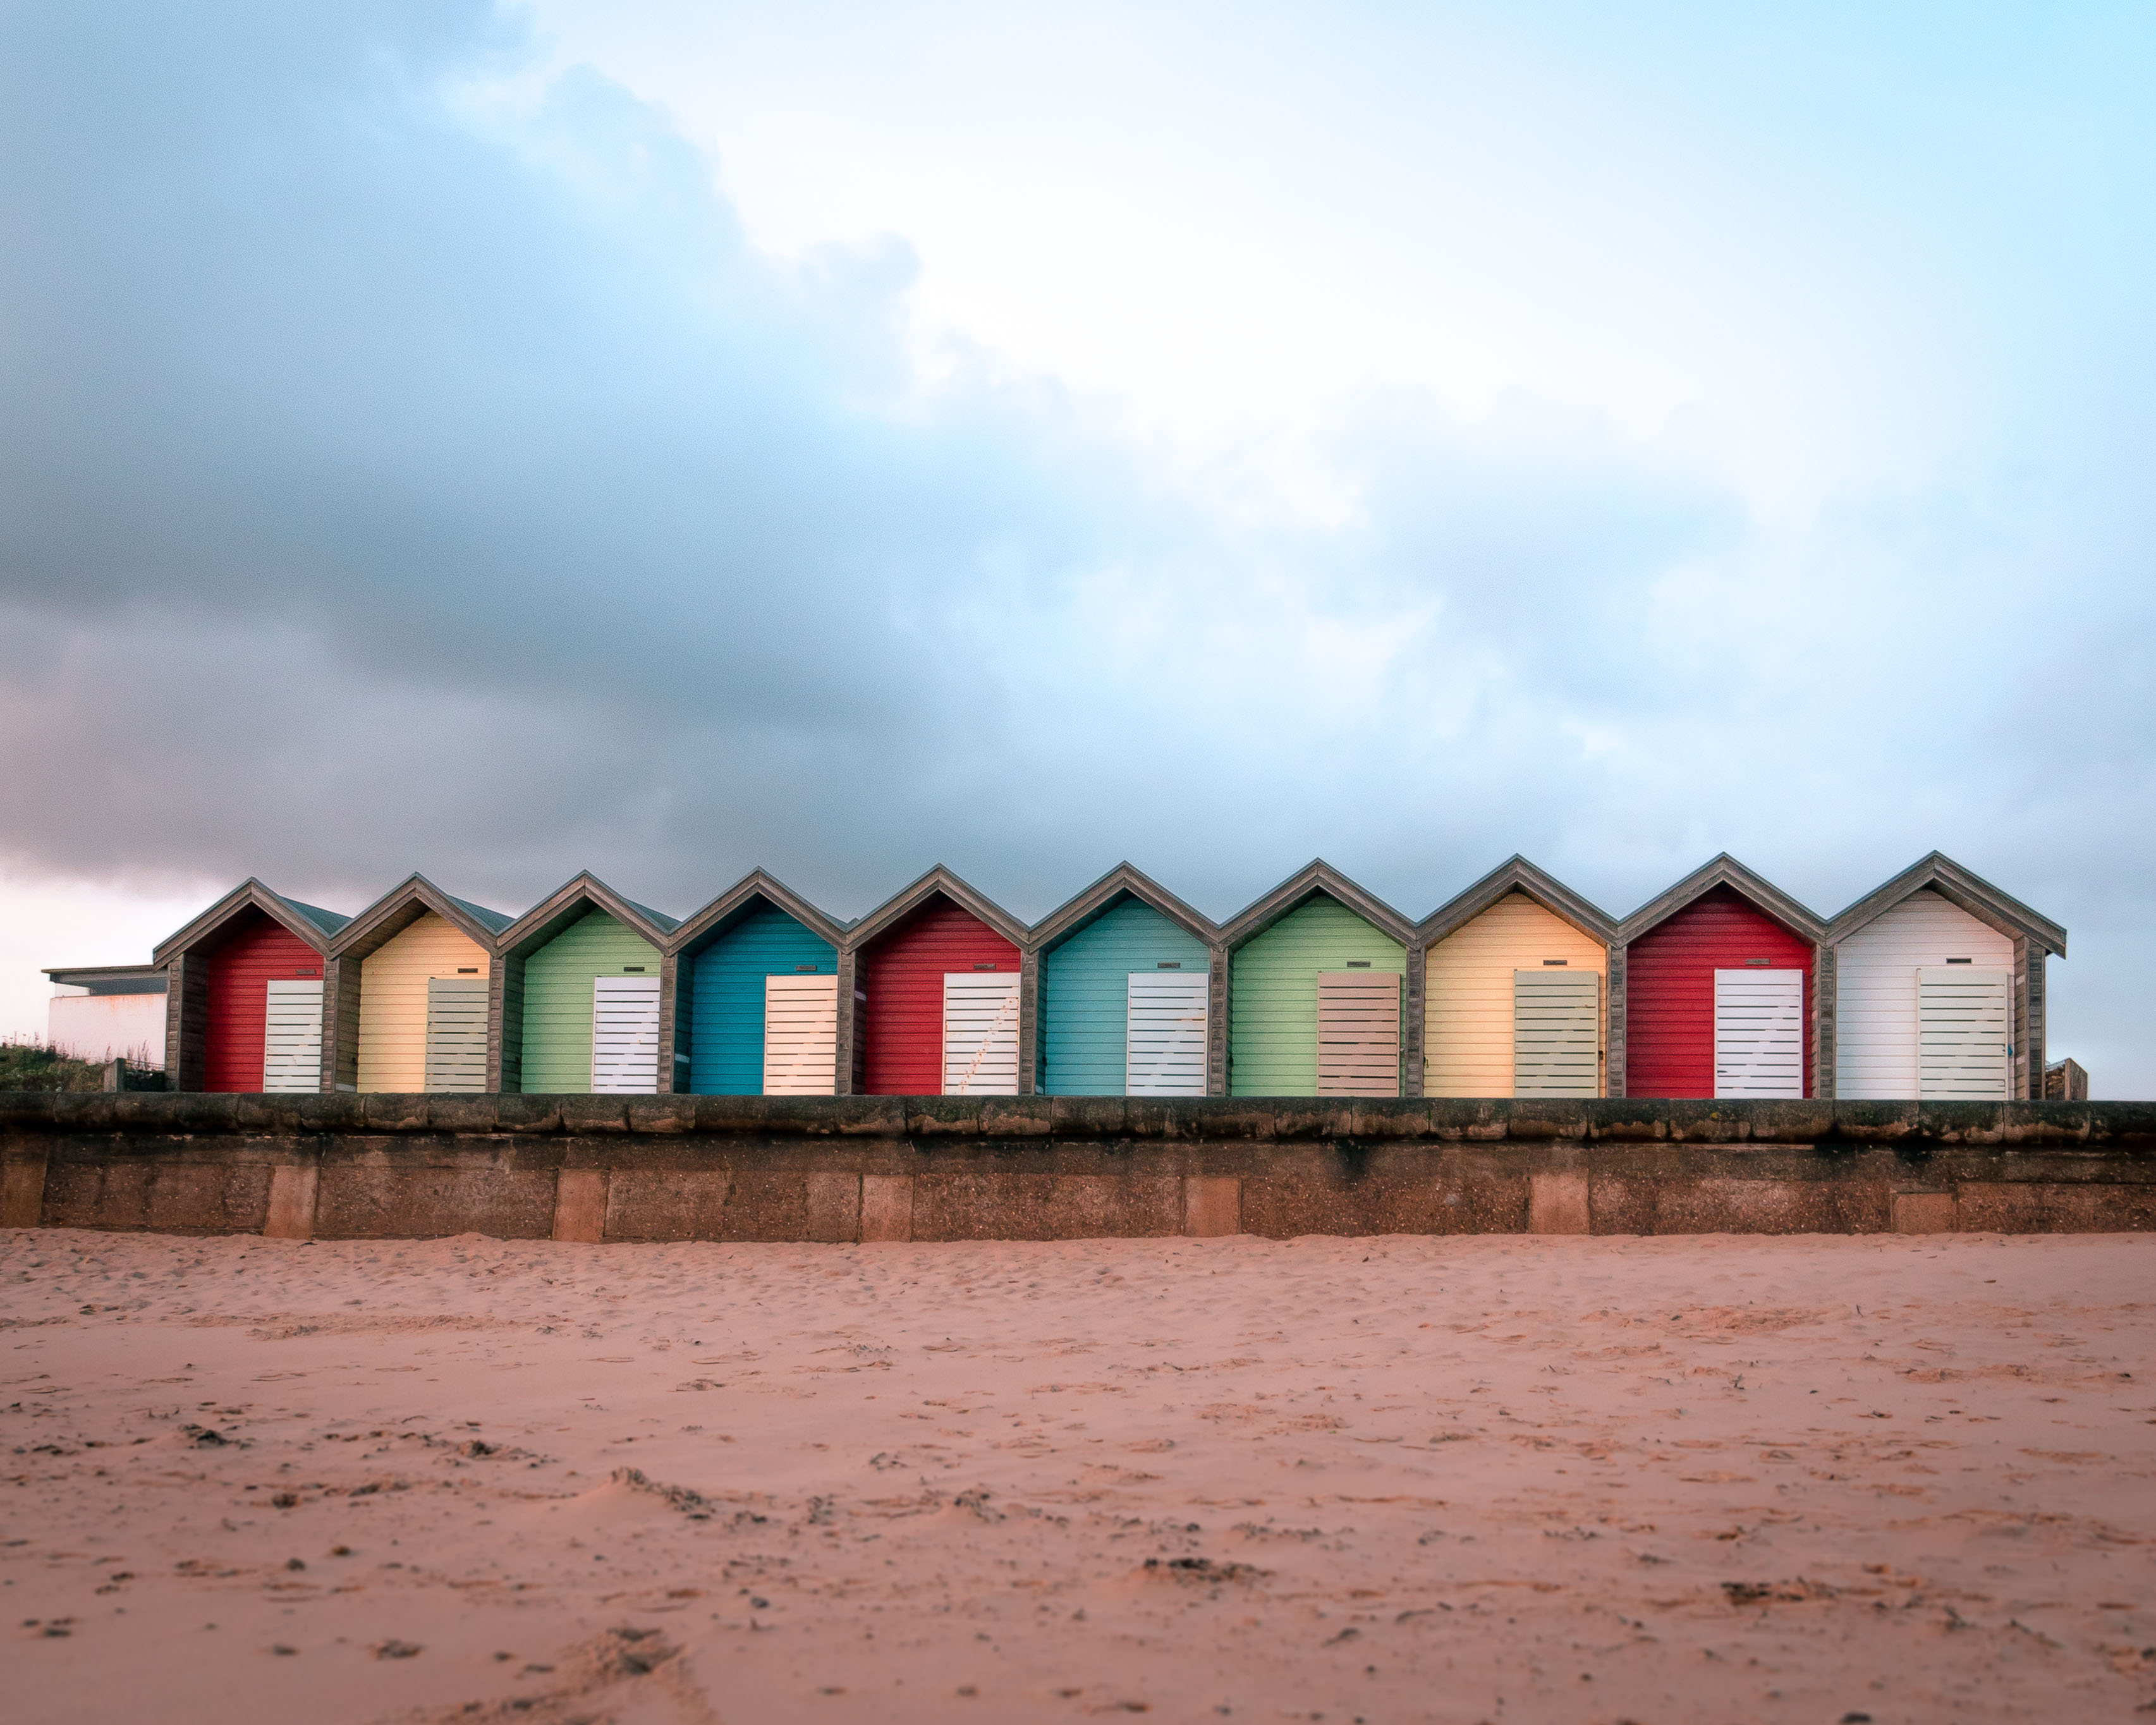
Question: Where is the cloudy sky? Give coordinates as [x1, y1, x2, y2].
[3, 1, 2151, 1088]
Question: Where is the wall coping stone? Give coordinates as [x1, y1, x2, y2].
[9, 1094, 2153, 1146]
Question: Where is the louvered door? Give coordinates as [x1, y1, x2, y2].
[1917, 967, 2011, 1099]
[1126, 972, 1207, 1095]
[1513, 970, 1600, 1096]
[592, 975, 661, 1094]
[764, 973, 839, 1095]
[261, 978, 323, 1093]
[423, 976, 489, 1093]
[1712, 969, 1805, 1098]
[942, 973, 1019, 1095]
[1315, 972, 1401, 1097]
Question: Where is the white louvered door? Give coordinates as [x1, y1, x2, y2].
[1917, 968, 2011, 1099]
[1126, 972, 1207, 1095]
[591, 975, 661, 1094]
[1713, 969, 1805, 1098]
[1316, 972, 1401, 1097]
[262, 978, 323, 1092]
[423, 977, 489, 1092]
[764, 973, 838, 1095]
[1513, 970, 1600, 1096]
[942, 973, 1019, 1095]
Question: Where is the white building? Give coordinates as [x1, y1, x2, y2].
[45, 965, 166, 1068]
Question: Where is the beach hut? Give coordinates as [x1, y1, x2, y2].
[667, 872, 850, 1096]
[492, 875, 678, 1094]
[1619, 856, 1827, 1100]
[850, 867, 1029, 1097]
[153, 881, 351, 1093]
[1031, 863, 1220, 1096]
[325, 877, 513, 1094]
[1222, 862, 1413, 1097]
[1825, 853, 2066, 1100]
[1417, 857, 1619, 1099]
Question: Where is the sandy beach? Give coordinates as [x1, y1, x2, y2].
[4, 1227, 2152, 1723]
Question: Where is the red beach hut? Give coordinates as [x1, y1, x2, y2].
[1618, 856, 1825, 1100]
[850, 867, 1029, 1097]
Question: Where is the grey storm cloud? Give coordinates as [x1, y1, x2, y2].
[1, 1, 2150, 1085]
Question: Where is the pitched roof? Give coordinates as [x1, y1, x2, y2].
[326, 874, 516, 961]
[1030, 862, 1220, 951]
[1616, 854, 1827, 946]
[494, 872, 679, 960]
[152, 879, 351, 965]
[1416, 855, 1618, 948]
[842, 865, 1031, 951]
[1217, 860, 1415, 951]
[1827, 851, 2066, 957]
[667, 869, 851, 956]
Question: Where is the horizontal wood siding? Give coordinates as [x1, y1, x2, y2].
[1230, 899, 1404, 1097]
[261, 980, 324, 1092]
[1424, 892, 1605, 1097]
[685, 905, 837, 1095]
[518, 911, 661, 1094]
[1836, 889, 2014, 1099]
[1712, 970, 1805, 1097]
[423, 977, 490, 1092]
[1625, 886, 1813, 1099]
[356, 913, 490, 1093]
[592, 976, 662, 1093]
[1917, 967, 2013, 1099]
[1513, 969, 1602, 1095]
[1315, 972, 1402, 1096]
[858, 903, 1019, 1096]
[1039, 899, 1211, 1095]
[202, 913, 322, 1094]
[763, 975, 839, 1095]
[1126, 972, 1209, 1096]
[942, 973, 1021, 1095]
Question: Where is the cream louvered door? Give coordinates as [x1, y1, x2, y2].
[942, 973, 1019, 1095]
[1917, 967, 2011, 1099]
[1513, 970, 1600, 1096]
[423, 977, 489, 1093]
[262, 978, 324, 1092]
[1713, 969, 1805, 1098]
[1126, 972, 1207, 1095]
[591, 975, 661, 1094]
[763, 973, 838, 1095]
[1315, 972, 1401, 1097]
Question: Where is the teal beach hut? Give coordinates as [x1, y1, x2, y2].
[669, 872, 851, 1095]
[1032, 863, 1220, 1096]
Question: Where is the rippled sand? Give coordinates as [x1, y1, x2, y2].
[4, 1227, 2153, 1722]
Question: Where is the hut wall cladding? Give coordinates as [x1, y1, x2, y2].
[1837, 888, 2015, 1101]
[355, 913, 490, 1093]
[1625, 885, 1815, 1099]
[202, 913, 324, 1094]
[1040, 898, 1212, 1095]
[518, 911, 662, 1094]
[858, 901, 1020, 1096]
[1230, 898, 1405, 1097]
[685, 904, 838, 1095]
[1424, 893, 1607, 1099]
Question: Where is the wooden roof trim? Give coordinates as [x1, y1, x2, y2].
[1827, 851, 2066, 957]
[326, 874, 514, 963]
[495, 872, 678, 961]
[1029, 862, 1221, 952]
[1616, 853, 1827, 946]
[841, 865, 1032, 952]
[151, 879, 346, 966]
[1218, 860, 1415, 952]
[666, 869, 851, 958]
[1415, 855, 1619, 950]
